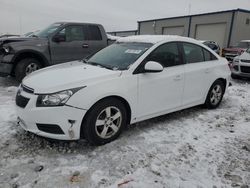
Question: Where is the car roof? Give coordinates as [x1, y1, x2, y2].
[117, 35, 198, 44]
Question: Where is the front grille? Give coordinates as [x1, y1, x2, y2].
[21, 84, 34, 94]
[241, 66, 250, 73]
[36, 124, 65, 134]
[16, 94, 30, 108]
[241, 59, 250, 63]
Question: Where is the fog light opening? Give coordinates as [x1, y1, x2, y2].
[68, 119, 76, 139]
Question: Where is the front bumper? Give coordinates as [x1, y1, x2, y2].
[16, 88, 87, 140]
[0, 54, 15, 76]
[231, 61, 250, 78]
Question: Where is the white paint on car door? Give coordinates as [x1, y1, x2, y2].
[182, 42, 217, 106]
[137, 66, 184, 119]
[136, 42, 185, 120]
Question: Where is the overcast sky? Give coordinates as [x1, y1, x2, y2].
[1, 0, 250, 35]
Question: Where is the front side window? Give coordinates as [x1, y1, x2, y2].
[183, 43, 204, 63]
[146, 42, 182, 67]
[86, 42, 152, 70]
[59, 26, 85, 42]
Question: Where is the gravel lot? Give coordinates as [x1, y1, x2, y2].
[0, 77, 249, 188]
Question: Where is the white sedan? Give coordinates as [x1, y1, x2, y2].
[16, 35, 231, 145]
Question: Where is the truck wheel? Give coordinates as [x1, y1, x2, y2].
[83, 98, 127, 145]
[15, 58, 41, 81]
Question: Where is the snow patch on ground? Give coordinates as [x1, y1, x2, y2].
[0, 77, 249, 188]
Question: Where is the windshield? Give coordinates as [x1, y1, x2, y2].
[235, 42, 250, 48]
[246, 48, 250, 53]
[86, 42, 152, 70]
[36, 23, 63, 38]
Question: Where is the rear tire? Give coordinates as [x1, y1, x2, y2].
[82, 98, 127, 145]
[15, 58, 41, 82]
[205, 80, 225, 109]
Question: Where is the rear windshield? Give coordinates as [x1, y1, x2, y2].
[236, 42, 250, 48]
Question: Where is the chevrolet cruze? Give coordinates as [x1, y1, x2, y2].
[16, 35, 231, 145]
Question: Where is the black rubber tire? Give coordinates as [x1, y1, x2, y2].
[231, 73, 240, 80]
[204, 80, 225, 109]
[15, 58, 41, 82]
[82, 98, 127, 145]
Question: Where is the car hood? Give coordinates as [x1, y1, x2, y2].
[0, 37, 47, 45]
[22, 61, 122, 94]
[238, 51, 250, 59]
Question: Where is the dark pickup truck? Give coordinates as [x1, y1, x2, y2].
[0, 22, 109, 81]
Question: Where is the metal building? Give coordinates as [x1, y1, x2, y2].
[138, 9, 250, 48]
[107, 30, 137, 37]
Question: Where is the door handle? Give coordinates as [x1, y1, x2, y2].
[82, 44, 89, 48]
[174, 75, 182, 81]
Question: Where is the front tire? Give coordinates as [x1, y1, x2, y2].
[83, 98, 127, 145]
[205, 80, 225, 109]
[15, 58, 41, 82]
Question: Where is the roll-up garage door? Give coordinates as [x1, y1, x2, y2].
[195, 23, 226, 47]
[163, 26, 185, 36]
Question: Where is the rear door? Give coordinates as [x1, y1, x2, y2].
[181, 42, 219, 106]
[86, 25, 107, 55]
[50, 25, 90, 64]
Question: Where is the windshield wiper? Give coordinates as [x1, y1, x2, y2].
[84, 61, 116, 70]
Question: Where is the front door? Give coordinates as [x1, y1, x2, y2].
[136, 42, 185, 119]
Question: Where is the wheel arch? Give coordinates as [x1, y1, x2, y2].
[214, 78, 227, 93]
[80, 95, 132, 138]
[12, 50, 49, 74]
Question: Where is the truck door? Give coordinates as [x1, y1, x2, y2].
[50, 25, 90, 64]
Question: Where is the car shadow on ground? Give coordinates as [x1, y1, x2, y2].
[7, 104, 206, 158]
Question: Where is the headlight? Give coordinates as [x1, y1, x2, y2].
[2, 46, 11, 53]
[36, 87, 85, 107]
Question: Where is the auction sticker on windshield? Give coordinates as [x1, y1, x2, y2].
[125, 49, 142, 54]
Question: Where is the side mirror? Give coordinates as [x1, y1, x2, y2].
[53, 34, 66, 43]
[144, 61, 163, 73]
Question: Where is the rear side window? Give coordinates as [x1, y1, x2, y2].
[183, 43, 204, 63]
[146, 42, 182, 67]
[88, 25, 102, 40]
[203, 48, 217, 61]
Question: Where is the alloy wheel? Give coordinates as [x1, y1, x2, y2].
[95, 106, 122, 139]
[25, 63, 40, 75]
[210, 84, 223, 106]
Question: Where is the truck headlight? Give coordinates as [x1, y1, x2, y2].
[36, 87, 85, 107]
[2, 46, 11, 53]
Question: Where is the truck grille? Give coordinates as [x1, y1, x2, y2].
[241, 66, 250, 73]
[16, 94, 30, 108]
